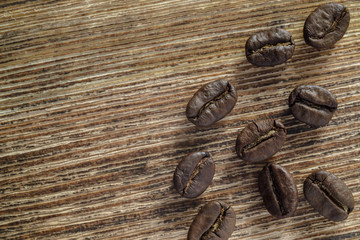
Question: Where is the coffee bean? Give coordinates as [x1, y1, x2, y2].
[188, 201, 236, 240]
[258, 163, 298, 218]
[304, 3, 350, 49]
[304, 171, 354, 221]
[289, 85, 337, 127]
[173, 152, 215, 198]
[186, 80, 237, 127]
[245, 28, 295, 67]
[235, 119, 286, 163]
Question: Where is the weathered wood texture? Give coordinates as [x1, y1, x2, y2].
[1, 0, 360, 239]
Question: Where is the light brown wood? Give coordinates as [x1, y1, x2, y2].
[1, 0, 360, 239]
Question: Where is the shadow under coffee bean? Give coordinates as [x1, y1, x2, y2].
[304, 3, 350, 49]
[173, 152, 215, 198]
[187, 201, 236, 240]
[303, 171, 354, 221]
[245, 28, 295, 67]
[289, 85, 337, 127]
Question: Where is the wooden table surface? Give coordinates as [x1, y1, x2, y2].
[1, 0, 360, 239]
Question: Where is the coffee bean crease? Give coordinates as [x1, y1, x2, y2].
[174, 152, 215, 198]
[292, 97, 335, 112]
[259, 164, 298, 218]
[303, 3, 350, 49]
[183, 153, 211, 195]
[310, 8, 348, 40]
[236, 119, 286, 163]
[268, 166, 286, 215]
[312, 179, 349, 214]
[245, 28, 295, 66]
[304, 171, 354, 221]
[186, 80, 237, 127]
[289, 85, 337, 127]
[242, 129, 276, 153]
[248, 42, 294, 56]
[201, 206, 228, 240]
[193, 83, 232, 121]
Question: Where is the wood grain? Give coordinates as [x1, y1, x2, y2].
[1, 0, 360, 239]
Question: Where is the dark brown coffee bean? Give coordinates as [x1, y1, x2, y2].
[289, 85, 337, 127]
[245, 28, 295, 67]
[188, 201, 236, 240]
[173, 152, 215, 198]
[235, 119, 286, 163]
[304, 171, 354, 221]
[258, 163, 298, 218]
[304, 3, 350, 49]
[186, 80, 237, 127]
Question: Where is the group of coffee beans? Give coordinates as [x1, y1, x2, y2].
[172, 3, 354, 240]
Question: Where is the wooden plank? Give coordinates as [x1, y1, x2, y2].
[1, 0, 359, 239]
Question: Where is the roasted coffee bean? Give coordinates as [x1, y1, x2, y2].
[236, 119, 286, 163]
[188, 201, 236, 240]
[258, 163, 298, 218]
[304, 171, 354, 221]
[304, 3, 350, 49]
[245, 28, 295, 67]
[186, 80, 237, 127]
[173, 152, 215, 198]
[289, 85, 337, 127]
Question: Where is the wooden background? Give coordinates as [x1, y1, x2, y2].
[1, 0, 360, 239]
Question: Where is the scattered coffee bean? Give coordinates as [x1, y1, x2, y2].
[304, 170, 354, 221]
[186, 80, 237, 127]
[258, 163, 298, 218]
[188, 201, 236, 240]
[304, 3, 350, 49]
[236, 119, 286, 163]
[173, 152, 215, 198]
[245, 28, 295, 67]
[289, 85, 337, 127]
